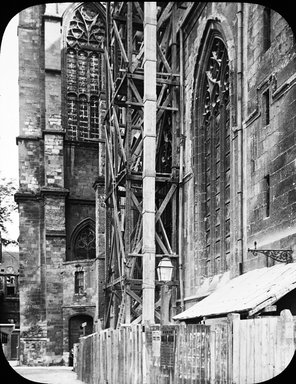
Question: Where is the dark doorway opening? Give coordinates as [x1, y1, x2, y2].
[69, 314, 93, 366]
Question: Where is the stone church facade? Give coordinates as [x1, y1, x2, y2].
[15, 3, 106, 365]
[15, 2, 296, 365]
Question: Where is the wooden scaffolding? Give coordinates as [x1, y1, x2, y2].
[103, 2, 191, 328]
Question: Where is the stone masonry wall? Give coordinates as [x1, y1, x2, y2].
[244, 4, 296, 271]
[181, 3, 296, 304]
[17, 4, 48, 366]
[17, 2, 105, 366]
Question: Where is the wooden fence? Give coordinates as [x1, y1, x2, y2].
[231, 310, 295, 384]
[76, 325, 143, 384]
[76, 310, 295, 384]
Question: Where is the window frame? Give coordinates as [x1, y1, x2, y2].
[74, 270, 85, 295]
[194, 28, 231, 277]
[62, 2, 105, 142]
[68, 219, 96, 262]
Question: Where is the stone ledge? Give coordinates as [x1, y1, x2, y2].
[14, 191, 41, 202]
[45, 231, 66, 237]
[16, 135, 42, 145]
[40, 187, 69, 197]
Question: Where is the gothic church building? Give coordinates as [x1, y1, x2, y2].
[15, 2, 296, 366]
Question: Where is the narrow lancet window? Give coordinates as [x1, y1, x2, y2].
[64, 3, 105, 141]
[200, 36, 230, 276]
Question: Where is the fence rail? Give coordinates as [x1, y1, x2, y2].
[76, 310, 295, 384]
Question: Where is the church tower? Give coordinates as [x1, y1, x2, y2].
[15, 2, 106, 365]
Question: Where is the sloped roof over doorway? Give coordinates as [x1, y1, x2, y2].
[173, 263, 296, 320]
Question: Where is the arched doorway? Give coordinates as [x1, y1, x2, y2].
[69, 314, 93, 366]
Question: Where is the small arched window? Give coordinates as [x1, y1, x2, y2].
[63, 3, 105, 141]
[197, 32, 230, 276]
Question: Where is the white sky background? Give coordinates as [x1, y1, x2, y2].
[0, 14, 19, 243]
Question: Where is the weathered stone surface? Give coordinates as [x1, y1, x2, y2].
[17, 3, 105, 365]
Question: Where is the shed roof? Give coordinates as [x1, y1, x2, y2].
[173, 263, 296, 320]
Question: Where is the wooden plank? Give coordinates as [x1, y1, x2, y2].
[131, 191, 142, 213]
[155, 232, 170, 255]
[269, 317, 277, 380]
[113, 19, 129, 63]
[255, 317, 263, 383]
[104, 49, 115, 94]
[157, 2, 173, 29]
[155, 184, 177, 222]
[123, 328, 127, 383]
[128, 253, 178, 258]
[261, 317, 270, 382]
[240, 320, 247, 384]
[108, 331, 112, 383]
[157, 43, 172, 73]
[118, 329, 123, 384]
[113, 108, 127, 164]
[280, 309, 294, 374]
[134, 327, 138, 384]
[129, 78, 144, 105]
[157, 18, 171, 59]
[157, 83, 168, 106]
[229, 313, 240, 384]
[245, 319, 251, 384]
[126, 287, 142, 304]
[158, 216, 173, 254]
[193, 326, 197, 384]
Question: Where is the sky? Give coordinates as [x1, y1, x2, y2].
[0, 14, 19, 244]
[0, 14, 19, 181]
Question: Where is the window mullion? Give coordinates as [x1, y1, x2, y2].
[220, 104, 226, 273]
[210, 115, 216, 276]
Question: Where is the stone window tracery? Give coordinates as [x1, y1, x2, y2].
[199, 35, 230, 276]
[64, 3, 105, 141]
[73, 225, 96, 260]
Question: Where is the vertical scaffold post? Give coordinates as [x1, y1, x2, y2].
[142, 2, 157, 324]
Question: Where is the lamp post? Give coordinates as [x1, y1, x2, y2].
[157, 257, 174, 324]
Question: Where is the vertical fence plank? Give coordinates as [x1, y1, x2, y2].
[228, 313, 240, 384]
[210, 328, 215, 384]
[193, 326, 197, 384]
[280, 309, 294, 375]
[269, 317, 277, 381]
[261, 317, 269, 382]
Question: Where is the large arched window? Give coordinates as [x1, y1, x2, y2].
[197, 33, 230, 276]
[64, 3, 105, 141]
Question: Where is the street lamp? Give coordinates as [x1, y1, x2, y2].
[157, 257, 174, 324]
[157, 256, 174, 282]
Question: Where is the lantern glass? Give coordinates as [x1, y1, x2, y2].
[157, 257, 174, 282]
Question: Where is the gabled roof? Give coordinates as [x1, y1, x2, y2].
[173, 263, 296, 320]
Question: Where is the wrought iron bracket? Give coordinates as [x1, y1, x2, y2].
[248, 242, 293, 264]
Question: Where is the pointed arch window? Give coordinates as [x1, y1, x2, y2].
[199, 35, 230, 276]
[73, 225, 96, 260]
[69, 220, 96, 261]
[64, 3, 105, 141]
